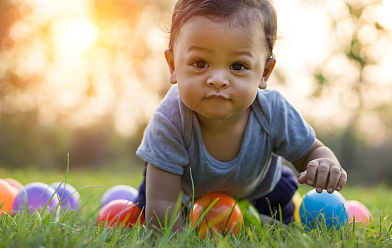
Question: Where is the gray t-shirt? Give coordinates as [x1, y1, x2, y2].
[136, 85, 315, 200]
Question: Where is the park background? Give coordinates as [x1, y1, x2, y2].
[0, 0, 391, 187]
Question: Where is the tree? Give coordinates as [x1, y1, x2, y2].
[302, 0, 392, 180]
[0, 0, 173, 169]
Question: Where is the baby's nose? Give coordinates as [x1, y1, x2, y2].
[206, 70, 229, 88]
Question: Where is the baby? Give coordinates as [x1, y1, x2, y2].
[134, 0, 347, 232]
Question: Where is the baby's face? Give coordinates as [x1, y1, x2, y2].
[168, 16, 270, 120]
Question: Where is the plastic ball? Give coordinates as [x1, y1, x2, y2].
[13, 182, 60, 214]
[100, 185, 138, 209]
[3, 178, 23, 191]
[238, 200, 261, 229]
[190, 192, 243, 237]
[0, 179, 18, 214]
[51, 182, 81, 212]
[97, 199, 144, 228]
[292, 191, 303, 222]
[300, 189, 348, 229]
[346, 200, 372, 225]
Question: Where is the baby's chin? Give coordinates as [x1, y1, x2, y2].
[194, 108, 250, 122]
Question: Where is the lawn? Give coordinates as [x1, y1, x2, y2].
[1, 166, 392, 247]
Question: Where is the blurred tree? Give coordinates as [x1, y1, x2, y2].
[2, 0, 390, 184]
[0, 111, 72, 169]
[0, 0, 173, 170]
[302, 0, 392, 181]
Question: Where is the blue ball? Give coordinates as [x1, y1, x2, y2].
[300, 189, 348, 229]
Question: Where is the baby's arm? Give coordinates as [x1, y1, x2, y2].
[146, 162, 183, 233]
[293, 138, 347, 194]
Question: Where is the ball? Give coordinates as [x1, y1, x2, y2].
[97, 199, 144, 228]
[300, 189, 348, 229]
[237, 200, 261, 229]
[0, 179, 18, 214]
[13, 182, 60, 214]
[190, 192, 243, 237]
[100, 185, 138, 209]
[346, 200, 372, 225]
[51, 182, 81, 212]
[3, 178, 23, 191]
[292, 191, 303, 222]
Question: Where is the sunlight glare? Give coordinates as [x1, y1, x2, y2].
[376, 1, 392, 30]
[51, 16, 99, 58]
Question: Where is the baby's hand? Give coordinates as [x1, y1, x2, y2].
[298, 158, 347, 194]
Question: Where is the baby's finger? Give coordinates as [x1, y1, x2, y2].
[315, 162, 329, 193]
[298, 171, 307, 184]
[336, 169, 347, 191]
[326, 164, 341, 193]
[305, 161, 318, 186]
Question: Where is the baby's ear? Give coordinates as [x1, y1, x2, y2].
[164, 49, 177, 84]
[259, 57, 276, 89]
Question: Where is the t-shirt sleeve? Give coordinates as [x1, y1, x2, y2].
[269, 91, 315, 162]
[136, 87, 189, 175]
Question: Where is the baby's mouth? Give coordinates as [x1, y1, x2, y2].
[205, 94, 229, 100]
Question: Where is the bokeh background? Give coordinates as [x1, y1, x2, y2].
[0, 0, 391, 186]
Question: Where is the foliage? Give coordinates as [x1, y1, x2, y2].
[307, 0, 392, 140]
[0, 111, 144, 170]
[0, 0, 174, 171]
[0, 0, 173, 135]
[1, 0, 392, 183]
[299, 0, 392, 186]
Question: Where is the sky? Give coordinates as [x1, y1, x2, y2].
[1, 0, 391, 143]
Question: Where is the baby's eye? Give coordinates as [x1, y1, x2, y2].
[193, 61, 208, 69]
[230, 62, 247, 71]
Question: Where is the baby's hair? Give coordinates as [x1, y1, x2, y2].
[169, 0, 277, 57]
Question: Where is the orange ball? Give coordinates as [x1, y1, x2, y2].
[3, 178, 23, 191]
[0, 179, 18, 214]
[190, 192, 243, 237]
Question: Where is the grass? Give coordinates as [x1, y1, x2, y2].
[1, 166, 392, 247]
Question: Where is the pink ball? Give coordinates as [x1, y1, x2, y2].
[347, 200, 372, 225]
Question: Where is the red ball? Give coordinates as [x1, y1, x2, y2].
[190, 192, 243, 237]
[346, 200, 372, 225]
[97, 199, 144, 228]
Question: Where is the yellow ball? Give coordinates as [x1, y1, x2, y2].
[292, 191, 303, 222]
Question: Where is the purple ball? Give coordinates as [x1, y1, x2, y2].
[13, 182, 60, 214]
[100, 185, 138, 208]
[51, 182, 81, 212]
